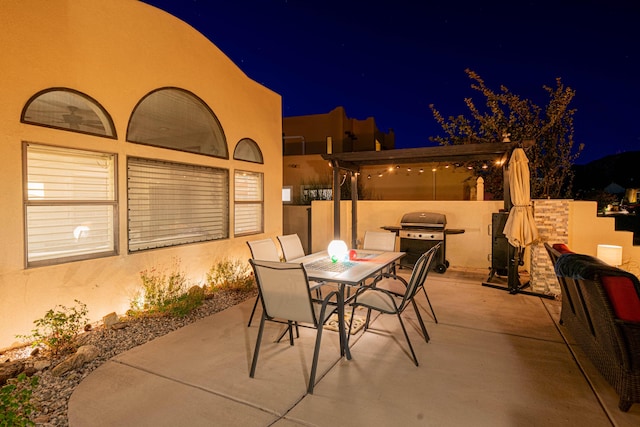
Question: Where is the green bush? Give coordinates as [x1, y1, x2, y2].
[206, 258, 255, 293]
[18, 299, 88, 356]
[0, 373, 39, 427]
[167, 286, 205, 317]
[129, 258, 202, 317]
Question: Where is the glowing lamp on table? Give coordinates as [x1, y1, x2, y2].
[327, 240, 348, 263]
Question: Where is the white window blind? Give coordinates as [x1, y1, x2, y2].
[128, 157, 229, 252]
[25, 144, 117, 266]
[234, 170, 263, 236]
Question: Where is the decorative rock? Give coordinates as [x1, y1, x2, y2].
[111, 322, 128, 330]
[102, 312, 119, 328]
[23, 366, 37, 377]
[0, 360, 25, 385]
[33, 359, 52, 371]
[33, 415, 50, 424]
[30, 347, 40, 357]
[50, 345, 100, 377]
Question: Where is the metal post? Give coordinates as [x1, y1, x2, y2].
[351, 171, 358, 249]
[332, 160, 341, 239]
[306, 207, 312, 254]
[432, 168, 436, 200]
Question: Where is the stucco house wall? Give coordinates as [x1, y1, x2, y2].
[0, 0, 282, 349]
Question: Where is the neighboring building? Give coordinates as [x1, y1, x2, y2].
[0, 0, 282, 349]
[283, 106, 395, 155]
[282, 107, 478, 202]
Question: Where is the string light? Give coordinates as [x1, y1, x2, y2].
[357, 157, 504, 181]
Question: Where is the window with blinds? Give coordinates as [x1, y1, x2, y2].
[128, 157, 229, 252]
[24, 143, 117, 267]
[234, 170, 263, 236]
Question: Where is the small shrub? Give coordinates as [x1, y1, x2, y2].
[18, 300, 88, 356]
[129, 258, 202, 317]
[0, 373, 39, 427]
[168, 286, 205, 317]
[206, 258, 255, 293]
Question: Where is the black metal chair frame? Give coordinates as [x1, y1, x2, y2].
[347, 245, 439, 366]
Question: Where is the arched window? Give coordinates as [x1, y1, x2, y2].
[127, 87, 228, 158]
[21, 88, 116, 138]
[234, 138, 263, 163]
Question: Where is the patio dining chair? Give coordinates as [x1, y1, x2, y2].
[249, 259, 348, 394]
[362, 230, 397, 252]
[276, 233, 307, 261]
[370, 242, 440, 324]
[277, 233, 326, 292]
[246, 239, 281, 327]
[347, 244, 439, 366]
[362, 230, 397, 276]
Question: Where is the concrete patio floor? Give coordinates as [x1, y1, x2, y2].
[68, 268, 640, 426]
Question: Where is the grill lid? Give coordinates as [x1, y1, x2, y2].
[400, 211, 446, 229]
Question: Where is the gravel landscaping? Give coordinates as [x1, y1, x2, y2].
[0, 289, 256, 427]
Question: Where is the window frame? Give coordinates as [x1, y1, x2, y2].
[23, 142, 119, 268]
[233, 138, 264, 163]
[234, 170, 264, 236]
[127, 87, 228, 159]
[21, 87, 117, 139]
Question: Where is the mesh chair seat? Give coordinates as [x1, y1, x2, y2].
[355, 288, 403, 313]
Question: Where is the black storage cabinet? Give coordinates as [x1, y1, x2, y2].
[491, 212, 510, 277]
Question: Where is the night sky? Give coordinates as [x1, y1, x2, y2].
[142, 0, 639, 165]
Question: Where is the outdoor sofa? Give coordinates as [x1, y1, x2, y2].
[545, 243, 640, 411]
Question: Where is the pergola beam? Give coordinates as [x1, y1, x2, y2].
[322, 141, 523, 245]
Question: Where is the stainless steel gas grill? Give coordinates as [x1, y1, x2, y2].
[398, 212, 448, 273]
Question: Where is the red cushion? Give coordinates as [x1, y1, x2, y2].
[601, 276, 640, 322]
[552, 243, 573, 254]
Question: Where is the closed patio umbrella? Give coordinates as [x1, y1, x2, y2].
[503, 148, 538, 248]
[500, 147, 549, 296]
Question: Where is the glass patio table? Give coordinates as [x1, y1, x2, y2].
[292, 249, 406, 358]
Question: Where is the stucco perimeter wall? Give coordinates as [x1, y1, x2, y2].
[310, 199, 640, 286]
[311, 200, 504, 269]
[0, 1, 282, 349]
